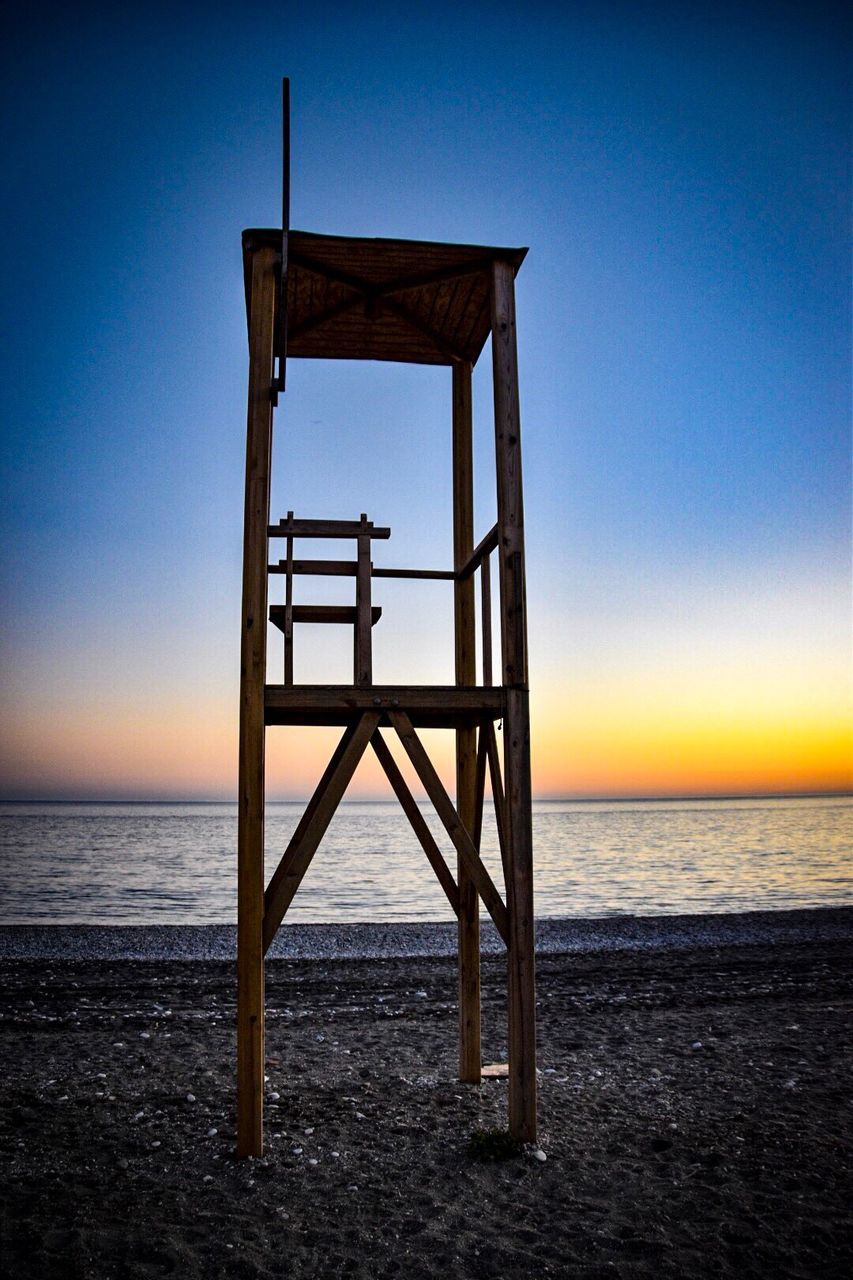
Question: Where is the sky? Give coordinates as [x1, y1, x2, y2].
[0, 0, 850, 801]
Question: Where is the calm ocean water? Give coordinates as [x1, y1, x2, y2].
[0, 797, 849, 926]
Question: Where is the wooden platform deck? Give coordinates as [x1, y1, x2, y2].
[264, 685, 505, 728]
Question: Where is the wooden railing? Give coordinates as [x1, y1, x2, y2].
[267, 516, 499, 688]
[456, 522, 498, 583]
[454, 522, 498, 686]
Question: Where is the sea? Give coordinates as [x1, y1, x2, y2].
[0, 795, 849, 926]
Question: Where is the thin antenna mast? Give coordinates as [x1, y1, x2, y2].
[278, 77, 291, 393]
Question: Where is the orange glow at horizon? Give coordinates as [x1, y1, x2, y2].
[532, 708, 852, 797]
[530, 675, 853, 798]
[0, 681, 849, 800]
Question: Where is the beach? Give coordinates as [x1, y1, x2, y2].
[1, 908, 851, 1278]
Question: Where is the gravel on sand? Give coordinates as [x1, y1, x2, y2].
[1, 909, 850, 1279]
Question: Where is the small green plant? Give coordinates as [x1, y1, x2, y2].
[468, 1126, 524, 1161]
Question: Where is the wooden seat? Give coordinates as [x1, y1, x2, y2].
[269, 604, 381, 629]
[269, 510, 382, 687]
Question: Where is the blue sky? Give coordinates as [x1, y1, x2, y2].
[0, 0, 849, 798]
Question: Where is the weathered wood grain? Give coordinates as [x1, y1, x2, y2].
[492, 259, 536, 1143]
[453, 360, 481, 1083]
[237, 243, 277, 1158]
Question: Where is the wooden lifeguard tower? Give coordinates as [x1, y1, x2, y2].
[237, 83, 535, 1156]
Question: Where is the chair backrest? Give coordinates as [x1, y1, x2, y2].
[268, 512, 391, 686]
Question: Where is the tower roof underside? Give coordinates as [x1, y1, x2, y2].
[242, 229, 527, 366]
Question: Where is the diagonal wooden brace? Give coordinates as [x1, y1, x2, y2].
[472, 726, 488, 852]
[484, 721, 510, 891]
[263, 712, 381, 952]
[388, 711, 508, 943]
[263, 721, 359, 920]
[370, 731, 460, 917]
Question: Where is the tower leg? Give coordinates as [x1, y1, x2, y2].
[491, 261, 537, 1142]
[504, 688, 536, 1142]
[452, 361, 481, 1082]
[237, 243, 277, 1158]
[456, 721, 480, 1080]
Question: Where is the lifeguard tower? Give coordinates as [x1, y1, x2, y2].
[237, 83, 535, 1156]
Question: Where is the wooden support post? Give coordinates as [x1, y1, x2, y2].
[452, 360, 481, 1083]
[354, 515, 372, 686]
[284, 510, 294, 686]
[480, 554, 493, 687]
[491, 258, 537, 1143]
[237, 242, 277, 1158]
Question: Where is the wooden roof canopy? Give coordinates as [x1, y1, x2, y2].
[242, 228, 527, 366]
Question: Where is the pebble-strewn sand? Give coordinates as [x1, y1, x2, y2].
[2, 905, 851, 961]
[1, 910, 851, 1278]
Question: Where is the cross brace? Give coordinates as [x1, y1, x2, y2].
[262, 712, 509, 954]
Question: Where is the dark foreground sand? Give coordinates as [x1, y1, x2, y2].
[1, 911, 851, 1279]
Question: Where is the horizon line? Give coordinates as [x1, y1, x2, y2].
[1, 790, 850, 805]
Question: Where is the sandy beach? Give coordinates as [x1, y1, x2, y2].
[1, 908, 851, 1278]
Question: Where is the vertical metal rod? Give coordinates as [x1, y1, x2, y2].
[278, 77, 291, 393]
